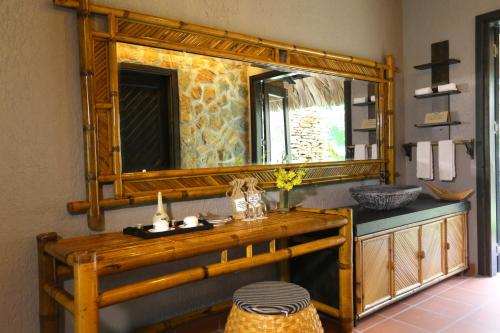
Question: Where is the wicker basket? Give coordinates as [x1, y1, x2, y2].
[224, 304, 323, 333]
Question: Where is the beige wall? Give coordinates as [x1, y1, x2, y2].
[402, 0, 500, 269]
[0, 0, 402, 331]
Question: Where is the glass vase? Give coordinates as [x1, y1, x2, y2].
[279, 189, 290, 212]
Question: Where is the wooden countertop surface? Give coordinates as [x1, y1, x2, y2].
[45, 210, 347, 275]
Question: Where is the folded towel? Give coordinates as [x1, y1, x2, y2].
[415, 87, 433, 95]
[371, 144, 378, 159]
[437, 83, 457, 92]
[353, 97, 367, 104]
[438, 140, 456, 181]
[416, 141, 433, 180]
[370, 95, 376, 102]
[354, 144, 368, 160]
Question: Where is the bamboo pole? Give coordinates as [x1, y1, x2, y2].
[378, 67, 388, 183]
[73, 250, 99, 333]
[114, 35, 383, 82]
[77, 0, 103, 230]
[385, 55, 396, 184]
[336, 208, 354, 333]
[107, 13, 123, 197]
[311, 300, 340, 318]
[56, 264, 73, 280]
[53, 0, 385, 69]
[220, 250, 228, 263]
[98, 235, 345, 307]
[278, 238, 290, 282]
[269, 240, 276, 253]
[132, 301, 232, 333]
[66, 171, 381, 214]
[37, 233, 60, 333]
[246, 245, 253, 258]
[43, 283, 75, 314]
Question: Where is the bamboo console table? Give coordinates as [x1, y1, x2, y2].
[37, 208, 353, 333]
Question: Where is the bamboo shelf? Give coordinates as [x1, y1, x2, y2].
[37, 209, 355, 333]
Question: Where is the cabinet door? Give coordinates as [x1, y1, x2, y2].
[361, 234, 392, 310]
[393, 227, 420, 295]
[447, 214, 467, 273]
[421, 220, 445, 283]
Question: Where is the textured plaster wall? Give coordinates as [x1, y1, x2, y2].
[402, 0, 500, 269]
[0, 0, 402, 332]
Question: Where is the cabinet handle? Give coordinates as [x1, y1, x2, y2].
[446, 242, 450, 250]
[419, 250, 426, 259]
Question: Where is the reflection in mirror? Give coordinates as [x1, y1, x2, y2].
[349, 80, 378, 160]
[116, 43, 378, 172]
[250, 71, 348, 164]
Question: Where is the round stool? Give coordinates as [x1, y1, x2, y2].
[224, 281, 323, 333]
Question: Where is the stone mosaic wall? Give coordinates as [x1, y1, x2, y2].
[117, 43, 249, 169]
[289, 109, 325, 162]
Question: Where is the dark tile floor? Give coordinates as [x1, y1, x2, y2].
[164, 274, 500, 333]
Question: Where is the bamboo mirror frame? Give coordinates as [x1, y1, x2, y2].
[55, 0, 395, 230]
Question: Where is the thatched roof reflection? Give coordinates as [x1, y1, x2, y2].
[284, 76, 345, 111]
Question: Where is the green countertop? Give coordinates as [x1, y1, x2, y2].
[353, 194, 470, 237]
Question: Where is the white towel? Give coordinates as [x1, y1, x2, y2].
[437, 83, 457, 92]
[353, 97, 367, 104]
[438, 140, 456, 181]
[416, 141, 433, 180]
[371, 144, 378, 159]
[354, 144, 368, 160]
[415, 87, 433, 95]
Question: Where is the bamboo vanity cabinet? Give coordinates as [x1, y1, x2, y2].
[354, 196, 469, 318]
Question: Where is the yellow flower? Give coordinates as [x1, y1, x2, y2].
[274, 166, 306, 191]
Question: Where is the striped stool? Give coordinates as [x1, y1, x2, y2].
[225, 281, 323, 333]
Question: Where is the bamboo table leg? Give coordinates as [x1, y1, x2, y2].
[337, 208, 354, 333]
[37, 233, 60, 333]
[73, 251, 99, 333]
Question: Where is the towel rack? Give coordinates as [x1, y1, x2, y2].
[402, 139, 474, 161]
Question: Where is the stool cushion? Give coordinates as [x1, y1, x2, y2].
[233, 281, 310, 315]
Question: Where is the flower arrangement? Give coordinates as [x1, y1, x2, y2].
[274, 166, 306, 191]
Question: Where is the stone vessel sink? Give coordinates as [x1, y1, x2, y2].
[349, 185, 422, 210]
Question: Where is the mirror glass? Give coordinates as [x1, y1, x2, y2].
[116, 43, 378, 172]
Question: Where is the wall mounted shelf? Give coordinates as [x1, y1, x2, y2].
[353, 101, 375, 107]
[402, 139, 474, 161]
[353, 128, 376, 132]
[414, 90, 461, 99]
[414, 121, 461, 128]
[413, 58, 461, 70]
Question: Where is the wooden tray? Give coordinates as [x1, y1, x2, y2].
[123, 220, 213, 239]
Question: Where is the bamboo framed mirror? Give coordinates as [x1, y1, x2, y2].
[55, 0, 395, 230]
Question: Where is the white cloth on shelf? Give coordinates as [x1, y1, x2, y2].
[438, 140, 456, 181]
[437, 83, 457, 92]
[416, 141, 433, 180]
[371, 144, 378, 159]
[354, 144, 368, 160]
[353, 97, 367, 104]
[415, 87, 433, 95]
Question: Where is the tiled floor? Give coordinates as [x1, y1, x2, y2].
[166, 274, 500, 333]
[355, 274, 500, 333]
